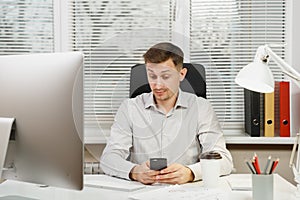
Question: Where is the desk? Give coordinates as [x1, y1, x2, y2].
[0, 174, 296, 200]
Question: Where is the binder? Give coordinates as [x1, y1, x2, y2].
[264, 91, 275, 137]
[279, 81, 290, 137]
[274, 82, 280, 137]
[244, 89, 261, 137]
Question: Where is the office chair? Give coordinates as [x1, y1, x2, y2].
[129, 63, 206, 98]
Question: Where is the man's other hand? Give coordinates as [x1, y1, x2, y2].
[154, 163, 194, 184]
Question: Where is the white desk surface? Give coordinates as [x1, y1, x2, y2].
[0, 174, 297, 200]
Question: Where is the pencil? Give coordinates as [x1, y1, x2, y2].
[253, 153, 261, 174]
[264, 156, 272, 174]
[270, 158, 279, 174]
[269, 161, 275, 174]
[246, 160, 256, 174]
[251, 160, 257, 174]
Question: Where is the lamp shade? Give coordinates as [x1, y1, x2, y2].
[235, 61, 274, 93]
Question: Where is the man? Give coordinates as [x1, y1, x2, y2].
[100, 42, 233, 185]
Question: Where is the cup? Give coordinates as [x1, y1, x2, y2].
[200, 151, 222, 188]
[252, 174, 274, 200]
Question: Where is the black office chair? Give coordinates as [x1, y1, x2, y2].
[129, 63, 206, 98]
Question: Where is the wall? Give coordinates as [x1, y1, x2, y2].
[288, 0, 300, 134]
[227, 144, 295, 184]
[85, 143, 296, 185]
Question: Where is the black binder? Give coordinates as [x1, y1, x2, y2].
[244, 89, 261, 137]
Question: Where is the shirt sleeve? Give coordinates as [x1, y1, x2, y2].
[188, 98, 233, 181]
[100, 99, 136, 180]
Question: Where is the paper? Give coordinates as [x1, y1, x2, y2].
[84, 175, 145, 192]
[226, 174, 252, 191]
[0, 195, 38, 200]
[129, 184, 228, 200]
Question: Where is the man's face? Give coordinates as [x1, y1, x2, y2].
[146, 58, 186, 102]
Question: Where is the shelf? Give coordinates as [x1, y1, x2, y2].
[225, 135, 295, 145]
[84, 128, 296, 145]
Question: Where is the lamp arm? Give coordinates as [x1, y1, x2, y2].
[281, 69, 300, 81]
[264, 45, 300, 81]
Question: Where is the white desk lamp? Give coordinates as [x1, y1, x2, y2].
[235, 45, 300, 196]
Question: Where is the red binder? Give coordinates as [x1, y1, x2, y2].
[279, 81, 290, 137]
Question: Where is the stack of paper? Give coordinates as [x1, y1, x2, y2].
[129, 184, 228, 200]
[84, 175, 145, 192]
[226, 174, 252, 191]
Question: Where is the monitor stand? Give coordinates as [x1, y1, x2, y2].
[0, 118, 15, 180]
[0, 118, 37, 200]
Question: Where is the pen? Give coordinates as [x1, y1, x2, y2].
[263, 156, 272, 174]
[246, 160, 256, 174]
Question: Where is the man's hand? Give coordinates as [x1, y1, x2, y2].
[155, 163, 194, 184]
[129, 161, 160, 185]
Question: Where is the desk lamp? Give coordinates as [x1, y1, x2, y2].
[235, 45, 300, 196]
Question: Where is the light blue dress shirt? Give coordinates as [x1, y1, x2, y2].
[100, 90, 233, 181]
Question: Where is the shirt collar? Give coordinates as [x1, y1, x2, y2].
[175, 89, 188, 108]
[144, 89, 189, 109]
[144, 92, 155, 109]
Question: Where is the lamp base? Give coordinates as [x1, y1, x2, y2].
[292, 184, 300, 199]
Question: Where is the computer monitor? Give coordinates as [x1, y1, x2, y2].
[0, 52, 84, 190]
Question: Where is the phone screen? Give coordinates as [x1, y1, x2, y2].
[150, 158, 167, 171]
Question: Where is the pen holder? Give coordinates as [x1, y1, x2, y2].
[252, 174, 274, 200]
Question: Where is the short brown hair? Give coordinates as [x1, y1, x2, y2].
[143, 42, 184, 70]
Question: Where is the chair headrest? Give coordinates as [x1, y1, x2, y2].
[129, 63, 206, 98]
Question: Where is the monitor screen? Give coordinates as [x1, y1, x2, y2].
[0, 52, 84, 190]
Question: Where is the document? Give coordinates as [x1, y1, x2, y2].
[226, 174, 252, 191]
[84, 175, 145, 192]
[129, 184, 228, 200]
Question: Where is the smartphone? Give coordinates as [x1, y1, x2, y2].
[150, 158, 167, 171]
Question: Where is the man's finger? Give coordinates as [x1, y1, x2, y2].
[160, 164, 180, 174]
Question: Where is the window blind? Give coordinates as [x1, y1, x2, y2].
[0, 0, 54, 55]
[68, 0, 174, 140]
[190, 0, 286, 133]
[67, 0, 287, 141]
[0, 0, 290, 141]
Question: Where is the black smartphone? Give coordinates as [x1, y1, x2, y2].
[150, 158, 167, 171]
